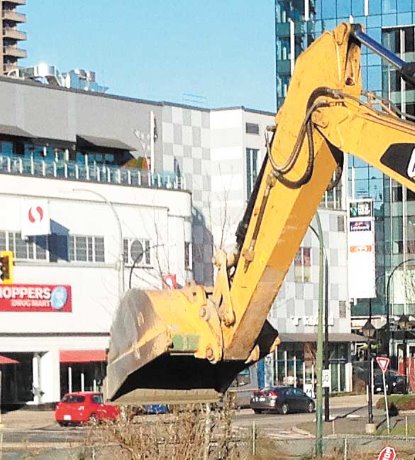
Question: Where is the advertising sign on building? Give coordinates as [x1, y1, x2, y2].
[0, 284, 72, 312]
[21, 200, 51, 238]
[347, 199, 376, 299]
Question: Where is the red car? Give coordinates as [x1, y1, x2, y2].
[55, 392, 120, 426]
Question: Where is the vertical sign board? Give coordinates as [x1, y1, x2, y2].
[348, 199, 376, 299]
[376, 356, 391, 434]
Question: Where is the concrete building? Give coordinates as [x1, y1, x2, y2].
[0, 0, 27, 76]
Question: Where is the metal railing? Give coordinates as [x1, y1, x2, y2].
[0, 155, 186, 191]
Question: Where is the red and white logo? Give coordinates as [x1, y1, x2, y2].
[162, 274, 177, 289]
[21, 200, 50, 238]
[376, 356, 390, 373]
[377, 446, 396, 460]
[28, 206, 44, 223]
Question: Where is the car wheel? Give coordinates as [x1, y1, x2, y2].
[280, 403, 289, 415]
[253, 409, 262, 414]
[58, 421, 67, 427]
[307, 402, 315, 413]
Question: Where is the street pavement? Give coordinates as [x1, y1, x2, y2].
[0, 393, 414, 458]
[0, 395, 381, 433]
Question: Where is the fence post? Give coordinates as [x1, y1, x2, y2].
[343, 436, 347, 460]
[203, 403, 211, 460]
[252, 421, 256, 456]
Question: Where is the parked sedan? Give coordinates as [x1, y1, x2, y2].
[250, 387, 315, 415]
[374, 371, 406, 394]
[55, 392, 120, 426]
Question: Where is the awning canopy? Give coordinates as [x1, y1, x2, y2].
[279, 333, 366, 343]
[60, 350, 106, 363]
[0, 355, 19, 365]
[76, 134, 134, 151]
[0, 124, 34, 138]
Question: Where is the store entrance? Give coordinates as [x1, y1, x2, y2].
[0, 353, 34, 407]
[60, 361, 106, 397]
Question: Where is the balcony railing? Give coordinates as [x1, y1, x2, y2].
[2, 10, 26, 23]
[3, 62, 18, 74]
[3, 45, 26, 58]
[3, 28, 26, 40]
[0, 156, 186, 191]
[6, 0, 26, 5]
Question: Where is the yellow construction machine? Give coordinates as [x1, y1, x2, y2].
[105, 23, 415, 404]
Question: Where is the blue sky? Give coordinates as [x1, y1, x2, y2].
[22, 1, 276, 112]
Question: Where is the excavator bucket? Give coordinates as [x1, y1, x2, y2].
[105, 287, 238, 404]
[105, 286, 279, 405]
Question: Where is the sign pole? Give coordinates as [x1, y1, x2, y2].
[382, 371, 390, 434]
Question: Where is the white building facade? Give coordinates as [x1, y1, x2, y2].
[0, 75, 357, 404]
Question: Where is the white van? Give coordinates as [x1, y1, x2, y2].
[227, 365, 258, 408]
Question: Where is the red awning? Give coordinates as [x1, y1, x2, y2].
[0, 355, 19, 365]
[60, 350, 106, 363]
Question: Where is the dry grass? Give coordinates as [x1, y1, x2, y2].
[82, 395, 240, 460]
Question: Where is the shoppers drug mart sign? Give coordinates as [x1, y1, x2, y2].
[0, 284, 72, 312]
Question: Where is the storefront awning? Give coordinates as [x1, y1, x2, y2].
[76, 134, 134, 151]
[0, 355, 19, 365]
[0, 124, 34, 138]
[60, 350, 106, 363]
[279, 333, 366, 343]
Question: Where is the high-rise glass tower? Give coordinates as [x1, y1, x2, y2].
[275, 0, 415, 323]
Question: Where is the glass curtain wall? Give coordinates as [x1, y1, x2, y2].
[275, 0, 415, 317]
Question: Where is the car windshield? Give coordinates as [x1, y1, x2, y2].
[91, 394, 104, 404]
[62, 394, 85, 403]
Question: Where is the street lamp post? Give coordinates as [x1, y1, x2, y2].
[362, 319, 376, 432]
[398, 314, 410, 394]
[72, 188, 125, 299]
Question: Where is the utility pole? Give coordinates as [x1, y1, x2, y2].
[315, 213, 324, 457]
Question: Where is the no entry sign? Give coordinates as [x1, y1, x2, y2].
[377, 446, 396, 460]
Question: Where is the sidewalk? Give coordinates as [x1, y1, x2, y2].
[0, 409, 55, 430]
[327, 393, 382, 409]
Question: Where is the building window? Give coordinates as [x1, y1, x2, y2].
[0, 232, 47, 261]
[246, 148, 259, 199]
[294, 247, 311, 282]
[245, 123, 259, 135]
[0, 231, 104, 263]
[123, 238, 151, 266]
[184, 242, 191, 270]
[68, 235, 104, 263]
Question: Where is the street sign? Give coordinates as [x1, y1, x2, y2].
[322, 369, 331, 388]
[376, 356, 390, 373]
[377, 446, 396, 460]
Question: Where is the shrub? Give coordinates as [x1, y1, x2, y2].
[375, 394, 415, 411]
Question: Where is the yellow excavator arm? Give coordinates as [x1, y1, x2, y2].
[105, 23, 415, 404]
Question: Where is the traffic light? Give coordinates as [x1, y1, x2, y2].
[0, 251, 13, 284]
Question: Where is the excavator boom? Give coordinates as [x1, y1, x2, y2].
[106, 23, 415, 404]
